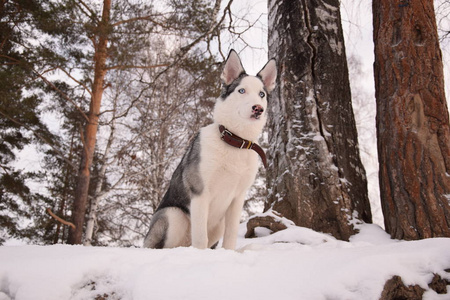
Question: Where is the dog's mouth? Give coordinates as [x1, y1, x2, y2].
[250, 113, 261, 120]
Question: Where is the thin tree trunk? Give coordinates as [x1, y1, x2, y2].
[84, 102, 117, 246]
[265, 0, 372, 241]
[54, 132, 76, 244]
[373, 0, 450, 239]
[68, 0, 111, 244]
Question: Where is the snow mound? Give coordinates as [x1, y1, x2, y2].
[1, 224, 449, 300]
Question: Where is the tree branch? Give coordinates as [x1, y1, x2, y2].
[104, 63, 169, 71]
[152, 0, 232, 81]
[73, 0, 98, 23]
[57, 67, 93, 96]
[2, 54, 90, 122]
[34, 71, 90, 122]
[111, 15, 167, 28]
[0, 109, 78, 170]
[46, 208, 76, 229]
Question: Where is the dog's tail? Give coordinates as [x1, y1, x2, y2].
[143, 207, 191, 249]
[143, 210, 168, 249]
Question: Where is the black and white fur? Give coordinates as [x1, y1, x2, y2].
[143, 50, 277, 250]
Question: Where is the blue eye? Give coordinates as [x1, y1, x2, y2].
[259, 91, 265, 98]
[238, 88, 245, 94]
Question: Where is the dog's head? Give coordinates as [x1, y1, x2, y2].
[213, 50, 277, 140]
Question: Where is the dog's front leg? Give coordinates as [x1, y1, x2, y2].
[222, 196, 246, 250]
[190, 196, 209, 249]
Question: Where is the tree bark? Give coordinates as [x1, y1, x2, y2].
[83, 123, 113, 246]
[373, 0, 450, 240]
[379, 274, 450, 300]
[68, 0, 111, 244]
[379, 276, 425, 300]
[245, 214, 288, 238]
[266, 0, 372, 241]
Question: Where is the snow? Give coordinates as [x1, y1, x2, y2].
[1, 223, 449, 300]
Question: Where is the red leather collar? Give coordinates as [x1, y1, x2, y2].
[219, 125, 267, 168]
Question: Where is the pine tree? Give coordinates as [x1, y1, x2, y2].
[373, 0, 450, 239]
[0, 0, 62, 244]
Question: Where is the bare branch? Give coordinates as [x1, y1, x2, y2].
[46, 208, 76, 229]
[152, 0, 233, 81]
[34, 71, 90, 122]
[57, 67, 93, 96]
[73, 0, 98, 23]
[105, 63, 169, 71]
[99, 75, 154, 120]
[111, 15, 167, 28]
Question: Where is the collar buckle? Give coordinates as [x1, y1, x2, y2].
[220, 128, 233, 140]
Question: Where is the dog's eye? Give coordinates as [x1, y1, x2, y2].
[259, 91, 265, 98]
[238, 88, 245, 94]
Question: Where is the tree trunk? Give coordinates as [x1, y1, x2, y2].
[54, 132, 76, 244]
[379, 276, 425, 300]
[266, 0, 372, 241]
[68, 0, 111, 244]
[373, 0, 450, 240]
[84, 100, 117, 246]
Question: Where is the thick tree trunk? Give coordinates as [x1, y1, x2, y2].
[266, 0, 372, 241]
[68, 0, 111, 244]
[373, 0, 450, 240]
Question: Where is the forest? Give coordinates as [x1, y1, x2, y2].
[1, 0, 449, 248]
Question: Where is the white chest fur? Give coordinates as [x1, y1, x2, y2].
[198, 124, 259, 218]
[187, 123, 260, 249]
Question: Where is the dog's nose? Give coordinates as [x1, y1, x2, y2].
[252, 105, 264, 115]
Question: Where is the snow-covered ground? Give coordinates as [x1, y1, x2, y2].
[1, 220, 449, 300]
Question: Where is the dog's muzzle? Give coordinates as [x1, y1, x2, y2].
[251, 105, 264, 119]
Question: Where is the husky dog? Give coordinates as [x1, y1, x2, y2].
[143, 50, 277, 250]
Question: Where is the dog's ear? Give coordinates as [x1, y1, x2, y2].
[257, 59, 277, 93]
[221, 50, 245, 85]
